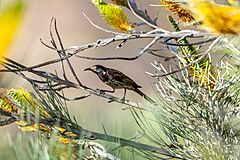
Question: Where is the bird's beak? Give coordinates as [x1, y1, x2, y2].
[84, 67, 92, 71]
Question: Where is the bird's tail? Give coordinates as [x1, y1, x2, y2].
[134, 88, 157, 105]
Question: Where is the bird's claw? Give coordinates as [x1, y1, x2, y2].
[96, 89, 105, 95]
[121, 98, 129, 103]
[108, 100, 114, 103]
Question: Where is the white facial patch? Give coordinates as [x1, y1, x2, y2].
[102, 70, 106, 75]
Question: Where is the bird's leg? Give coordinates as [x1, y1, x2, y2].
[105, 88, 116, 103]
[121, 88, 127, 102]
[108, 88, 127, 103]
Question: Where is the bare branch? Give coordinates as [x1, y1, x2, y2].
[127, 0, 160, 30]
[148, 36, 221, 77]
[75, 36, 160, 61]
[82, 12, 126, 35]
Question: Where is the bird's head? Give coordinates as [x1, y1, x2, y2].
[84, 65, 107, 74]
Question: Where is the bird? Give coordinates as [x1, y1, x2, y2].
[84, 65, 156, 104]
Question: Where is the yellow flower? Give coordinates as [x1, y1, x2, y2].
[0, 88, 18, 113]
[64, 132, 77, 138]
[15, 120, 27, 126]
[160, 0, 194, 22]
[54, 126, 66, 133]
[18, 123, 52, 133]
[186, 0, 240, 34]
[110, 0, 129, 8]
[57, 137, 71, 144]
[0, 0, 24, 59]
[92, 0, 133, 32]
[20, 125, 38, 132]
[7, 87, 51, 118]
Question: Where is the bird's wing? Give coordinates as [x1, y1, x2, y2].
[107, 69, 142, 88]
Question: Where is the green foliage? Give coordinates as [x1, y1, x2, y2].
[130, 60, 240, 159]
[2, 1, 240, 160]
[7, 133, 81, 160]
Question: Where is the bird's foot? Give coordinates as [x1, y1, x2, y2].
[96, 89, 105, 95]
[121, 98, 129, 103]
[108, 100, 114, 103]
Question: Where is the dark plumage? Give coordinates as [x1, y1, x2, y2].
[84, 65, 156, 104]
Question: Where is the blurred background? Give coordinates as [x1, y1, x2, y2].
[0, 0, 171, 158]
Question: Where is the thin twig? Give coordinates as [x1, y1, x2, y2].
[151, 36, 221, 77]
[75, 36, 160, 61]
[82, 12, 126, 35]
